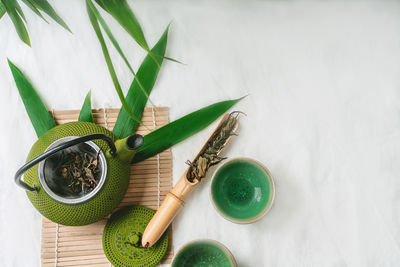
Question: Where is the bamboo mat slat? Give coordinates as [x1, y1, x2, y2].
[41, 107, 173, 266]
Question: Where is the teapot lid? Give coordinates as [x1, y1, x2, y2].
[103, 206, 169, 267]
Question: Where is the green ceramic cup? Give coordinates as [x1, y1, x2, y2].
[171, 239, 237, 267]
[210, 157, 275, 224]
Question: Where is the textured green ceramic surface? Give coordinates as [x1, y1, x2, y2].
[211, 158, 274, 223]
[24, 121, 131, 226]
[172, 240, 236, 267]
[103, 206, 168, 267]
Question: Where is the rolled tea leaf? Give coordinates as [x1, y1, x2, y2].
[31, 0, 71, 32]
[113, 26, 169, 139]
[86, 0, 142, 125]
[1, 0, 30, 46]
[78, 90, 94, 123]
[8, 59, 56, 137]
[133, 97, 244, 163]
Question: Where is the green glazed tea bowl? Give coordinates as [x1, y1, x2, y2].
[171, 239, 237, 267]
[210, 157, 275, 224]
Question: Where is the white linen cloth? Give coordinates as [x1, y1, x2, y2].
[0, 1, 399, 266]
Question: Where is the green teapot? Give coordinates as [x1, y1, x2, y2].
[14, 121, 143, 226]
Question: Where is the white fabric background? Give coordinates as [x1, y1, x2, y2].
[1, 1, 400, 266]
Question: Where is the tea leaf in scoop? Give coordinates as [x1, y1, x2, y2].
[86, 0, 142, 125]
[78, 90, 94, 123]
[1, 0, 30, 46]
[132, 97, 244, 163]
[187, 112, 241, 182]
[113, 26, 169, 139]
[8, 59, 56, 137]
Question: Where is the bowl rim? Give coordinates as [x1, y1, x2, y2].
[171, 238, 237, 267]
[210, 157, 276, 224]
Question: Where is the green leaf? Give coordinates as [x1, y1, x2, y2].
[86, 0, 154, 109]
[8, 59, 56, 137]
[94, 1, 179, 66]
[113, 26, 169, 139]
[78, 90, 94, 123]
[21, 0, 48, 23]
[87, 0, 134, 75]
[32, 0, 71, 32]
[0, 2, 6, 19]
[10, 0, 26, 22]
[132, 97, 244, 163]
[160, 55, 185, 65]
[86, 0, 142, 125]
[1, 0, 30, 46]
[94, 0, 149, 51]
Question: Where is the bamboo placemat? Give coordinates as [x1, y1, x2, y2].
[41, 107, 173, 267]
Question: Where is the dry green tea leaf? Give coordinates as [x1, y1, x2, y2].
[55, 151, 101, 194]
[186, 112, 241, 182]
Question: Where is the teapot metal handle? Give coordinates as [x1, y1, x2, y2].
[14, 134, 117, 192]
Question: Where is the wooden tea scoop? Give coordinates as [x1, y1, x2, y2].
[142, 112, 240, 248]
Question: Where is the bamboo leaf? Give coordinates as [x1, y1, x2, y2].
[1, 0, 30, 46]
[87, 0, 154, 109]
[8, 59, 56, 137]
[133, 97, 244, 163]
[94, 1, 179, 66]
[0, 2, 6, 19]
[10, 0, 26, 22]
[87, 0, 134, 75]
[94, 0, 149, 51]
[32, 0, 71, 32]
[86, 0, 142, 125]
[78, 90, 94, 123]
[160, 55, 185, 65]
[113, 26, 169, 139]
[21, 0, 48, 23]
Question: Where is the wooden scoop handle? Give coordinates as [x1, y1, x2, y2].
[141, 113, 237, 248]
[141, 172, 198, 248]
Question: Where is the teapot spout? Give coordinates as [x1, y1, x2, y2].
[114, 134, 144, 163]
